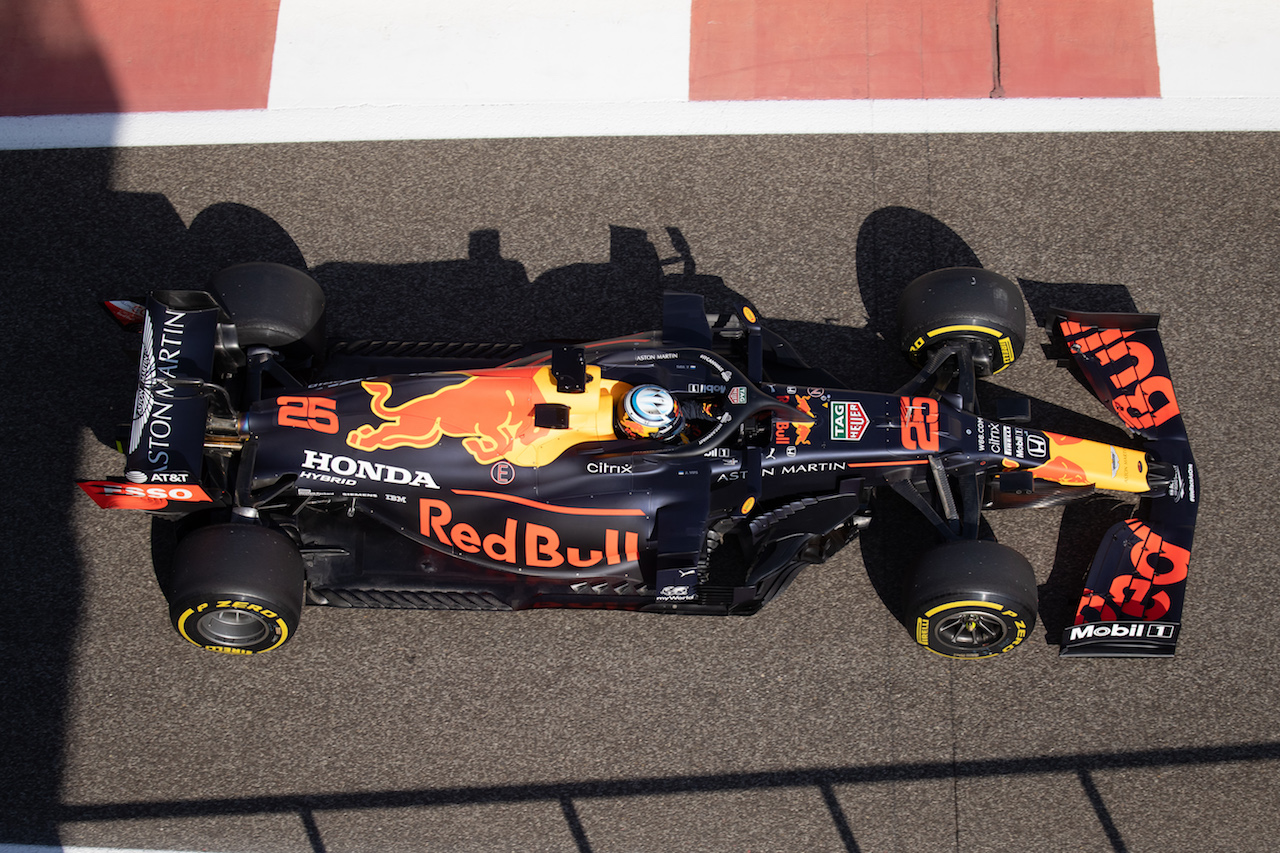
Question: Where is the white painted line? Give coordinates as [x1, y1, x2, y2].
[1153, 0, 1280, 97]
[268, 0, 692, 109]
[3, 97, 1280, 150]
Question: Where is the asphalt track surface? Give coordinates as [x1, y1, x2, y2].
[2, 133, 1278, 853]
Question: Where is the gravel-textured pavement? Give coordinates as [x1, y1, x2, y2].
[1, 133, 1277, 852]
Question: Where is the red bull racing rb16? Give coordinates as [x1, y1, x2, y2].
[81, 261, 1198, 659]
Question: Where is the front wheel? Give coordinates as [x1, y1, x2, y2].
[167, 523, 305, 655]
[898, 267, 1026, 375]
[908, 540, 1038, 659]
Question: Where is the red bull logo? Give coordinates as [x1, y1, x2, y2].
[346, 365, 629, 468]
[1026, 431, 1148, 492]
[1075, 519, 1191, 623]
[347, 368, 551, 465]
[772, 394, 816, 445]
[1030, 455, 1091, 486]
[790, 397, 814, 444]
[420, 497, 641, 569]
[1059, 319, 1180, 431]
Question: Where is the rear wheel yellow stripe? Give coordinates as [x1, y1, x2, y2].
[176, 604, 288, 654]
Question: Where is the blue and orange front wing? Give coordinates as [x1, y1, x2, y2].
[1054, 310, 1199, 656]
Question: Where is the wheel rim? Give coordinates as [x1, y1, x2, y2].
[196, 609, 271, 647]
[936, 610, 1007, 649]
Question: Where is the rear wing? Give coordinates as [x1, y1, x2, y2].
[1053, 310, 1199, 657]
[79, 291, 223, 511]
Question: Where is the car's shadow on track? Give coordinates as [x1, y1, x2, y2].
[51, 740, 1280, 853]
[0, 147, 199, 844]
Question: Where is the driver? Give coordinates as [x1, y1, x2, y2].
[614, 384, 720, 442]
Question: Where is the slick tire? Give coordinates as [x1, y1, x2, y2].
[208, 262, 326, 359]
[898, 267, 1026, 375]
[908, 540, 1038, 659]
[168, 523, 305, 655]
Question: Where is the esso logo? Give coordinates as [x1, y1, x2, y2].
[106, 483, 199, 501]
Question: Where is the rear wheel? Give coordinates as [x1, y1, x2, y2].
[898, 267, 1026, 375]
[208, 262, 325, 361]
[168, 523, 305, 655]
[908, 540, 1038, 659]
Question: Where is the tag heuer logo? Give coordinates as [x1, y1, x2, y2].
[831, 401, 868, 441]
[728, 386, 747, 405]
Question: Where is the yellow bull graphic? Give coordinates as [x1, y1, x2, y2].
[347, 365, 628, 467]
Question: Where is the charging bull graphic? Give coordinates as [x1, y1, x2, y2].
[347, 366, 627, 467]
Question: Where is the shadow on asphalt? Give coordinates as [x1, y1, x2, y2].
[1, 3, 127, 843]
[53, 741, 1280, 853]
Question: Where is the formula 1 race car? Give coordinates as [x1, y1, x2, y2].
[81, 258, 1198, 659]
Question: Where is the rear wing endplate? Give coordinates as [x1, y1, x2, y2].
[79, 291, 223, 510]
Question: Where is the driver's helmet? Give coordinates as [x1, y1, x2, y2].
[616, 384, 684, 440]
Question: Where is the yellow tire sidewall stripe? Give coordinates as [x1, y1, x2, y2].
[177, 601, 290, 654]
[923, 599, 1006, 618]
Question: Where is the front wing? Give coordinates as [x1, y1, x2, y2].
[1054, 310, 1199, 657]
